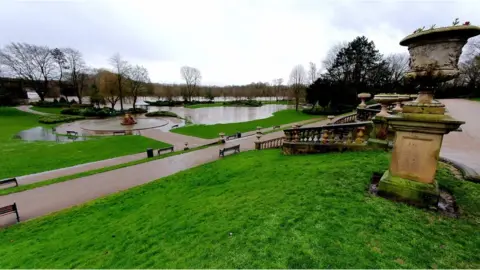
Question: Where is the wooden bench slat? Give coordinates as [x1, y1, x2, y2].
[0, 203, 20, 222]
[0, 177, 18, 187]
[157, 146, 174, 155]
[219, 144, 240, 157]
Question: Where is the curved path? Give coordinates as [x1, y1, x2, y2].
[0, 118, 329, 226]
[16, 105, 49, 115]
[440, 99, 480, 176]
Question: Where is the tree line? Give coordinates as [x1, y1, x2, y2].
[1, 36, 479, 110]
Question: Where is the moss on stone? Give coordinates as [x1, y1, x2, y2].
[377, 170, 439, 208]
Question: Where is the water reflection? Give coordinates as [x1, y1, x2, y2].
[15, 127, 91, 143]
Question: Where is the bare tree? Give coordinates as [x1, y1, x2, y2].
[308, 62, 318, 85]
[321, 41, 349, 74]
[289, 64, 307, 111]
[109, 53, 129, 110]
[63, 48, 88, 104]
[126, 65, 150, 109]
[180, 66, 201, 102]
[385, 53, 409, 84]
[51, 48, 68, 101]
[272, 78, 284, 101]
[460, 55, 480, 88]
[0, 42, 55, 101]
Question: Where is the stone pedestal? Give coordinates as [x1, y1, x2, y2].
[378, 110, 464, 207]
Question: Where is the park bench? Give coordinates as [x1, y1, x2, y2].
[225, 134, 238, 141]
[171, 124, 179, 128]
[0, 203, 20, 223]
[0, 177, 18, 188]
[157, 146, 174, 155]
[66, 130, 78, 136]
[219, 144, 240, 157]
[113, 131, 126, 135]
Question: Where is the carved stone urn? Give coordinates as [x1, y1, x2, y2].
[378, 24, 480, 207]
[401, 25, 480, 80]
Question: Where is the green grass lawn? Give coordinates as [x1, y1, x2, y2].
[0, 150, 478, 268]
[172, 109, 324, 139]
[470, 98, 480, 102]
[30, 106, 65, 114]
[0, 107, 170, 179]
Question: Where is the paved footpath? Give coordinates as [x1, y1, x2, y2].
[0, 118, 329, 226]
[16, 105, 49, 115]
[440, 99, 480, 176]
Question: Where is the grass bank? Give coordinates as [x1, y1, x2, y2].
[0, 142, 217, 196]
[0, 107, 170, 179]
[172, 109, 323, 139]
[30, 106, 64, 114]
[0, 150, 478, 268]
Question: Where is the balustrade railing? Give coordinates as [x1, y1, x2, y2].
[284, 121, 372, 145]
[356, 108, 380, 121]
[331, 113, 357, 124]
[255, 137, 285, 150]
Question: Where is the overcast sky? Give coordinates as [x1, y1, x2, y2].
[0, 0, 479, 85]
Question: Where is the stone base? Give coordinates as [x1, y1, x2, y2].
[377, 170, 439, 208]
[367, 138, 390, 150]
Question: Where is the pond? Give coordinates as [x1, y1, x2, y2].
[15, 127, 92, 143]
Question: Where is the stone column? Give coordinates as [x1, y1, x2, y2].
[378, 103, 463, 207]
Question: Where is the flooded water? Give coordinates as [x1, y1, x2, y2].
[81, 117, 168, 132]
[15, 127, 91, 143]
[153, 104, 291, 125]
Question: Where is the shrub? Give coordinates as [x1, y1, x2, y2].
[145, 100, 184, 107]
[59, 97, 68, 103]
[60, 108, 81, 115]
[38, 115, 85, 124]
[223, 100, 262, 107]
[145, 111, 180, 118]
[70, 99, 78, 104]
[71, 103, 93, 109]
[31, 101, 70, 108]
[302, 105, 354, 115]
[127, 108, 148, 114]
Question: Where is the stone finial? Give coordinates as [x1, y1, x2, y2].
[373, 94, 398, 117]
[357, 93, 371, 108]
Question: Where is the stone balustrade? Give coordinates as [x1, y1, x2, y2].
[255, 137, 285, 150]
[331, 113, 357, 124]
[283, 121, 373, 154]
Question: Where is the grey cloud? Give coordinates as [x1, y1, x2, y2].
[0, 1, 172, 62]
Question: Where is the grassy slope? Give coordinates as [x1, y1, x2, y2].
[172, 109, 323, 139]
[30, 106, 64, 114]
[0, 107, 170, 179]
[0, 150, 478, 268]
[471, 98, 480, 102]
